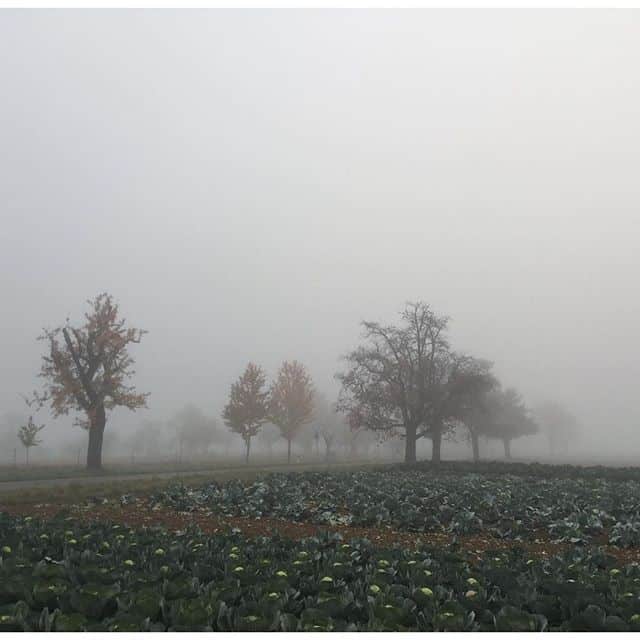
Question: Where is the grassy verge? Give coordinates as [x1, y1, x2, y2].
[0, 460, 381, 506]
[0, 456, 393, 483]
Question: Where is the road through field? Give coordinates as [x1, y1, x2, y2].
[0, 460, 377, 496]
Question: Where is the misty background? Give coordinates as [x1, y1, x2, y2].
[1, 10, 639, 464]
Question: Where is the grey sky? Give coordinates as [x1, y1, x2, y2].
[1, 10, 639, 456]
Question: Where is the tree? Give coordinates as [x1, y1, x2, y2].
[313, 428, 321, 458]
[17, 416, 45, 465]
[29, 293, 148, 470]
[257, 422, 281, 460]
[126, 419, 163, 464]
[534, 401, 579, 457]
[222, 363, 269, 464]
[269, 361, 315, 463]
[311, 394, 343, 462]
[420, 351, 498, 463]
[342, 422, 376, 460]
[450, 358, 499, 462]
[337, 301, 456, 464]
[482, 388, 538, 459]
[170, 404, 217, 462]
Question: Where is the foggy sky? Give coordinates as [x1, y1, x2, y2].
[1, 10, 639, 457]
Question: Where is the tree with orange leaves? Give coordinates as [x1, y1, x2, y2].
[222, 363, 269, 464]
[269, 360, 315, 464]
[29, 293, 149, 470]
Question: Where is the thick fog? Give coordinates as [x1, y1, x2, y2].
[1, 10, 639, 465]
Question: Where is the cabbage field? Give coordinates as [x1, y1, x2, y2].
[151, 463, 640, 547]
[3, 462, 640, 631]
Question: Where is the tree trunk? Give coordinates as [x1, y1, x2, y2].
[404, 423, 417, 464]
[245, 437, 251, 464]
[287, 438, 292, 464]
[325, 437, 333, 462]
[503, 438, 511, 459]
[87, 404, 106, 470]
[431, 426, 442, 464]
[471, 432, 480, 463]
[26, 447, 29, 466]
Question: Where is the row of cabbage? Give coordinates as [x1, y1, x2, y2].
[150, 468, 640, 546]
[2, 512, 640, 631]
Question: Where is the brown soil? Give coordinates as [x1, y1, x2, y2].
[5, 498, 640, 566]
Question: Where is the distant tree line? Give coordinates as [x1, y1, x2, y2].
[336, 301, 579, 464]
[24, 293, 577, 469]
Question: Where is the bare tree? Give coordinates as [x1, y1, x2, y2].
[28, 293, 148, 470]
[126, 420, 161, 464]
[170, 404, 217, 462]
[17, 416, 45, 465]
[312, 394, 344, 462]
[420, 350, 499, 463]
[336, 301, 451, 464]
[346, 424, 372, 459]
[269, 361, 315, 464]
[534, 401, 579, 457]
[257, 422, 281, 460]
[222, 363, 269, 464]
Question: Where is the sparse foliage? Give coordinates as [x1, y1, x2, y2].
[337, 301, 456, 463]
[337, 302, 523, 464]
[312, 394, 344, 462]
[28, 293, 149, 470]
[17, 416, 45, 465]
[449, 358, 499, 462]
[223, 363, 269, 463]
[535, 401, 579, 457]
[421, 351, 499, 463]
[170, 404, 217, 463]
[126, 419, 164, 463]
[480, 388, 538, 458]
[269, 361, 315, 463]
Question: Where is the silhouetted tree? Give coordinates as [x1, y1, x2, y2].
[343, 423, 375, 459]
[17, 416, 45, 465]
[482, 388, 538, 458]
[269, 361, 315, 463]
[257, 422, 281, 460]
[29, 293, 148, 470]
[132, 419, 168, 460]
[313, 428, 321, 458]
[223, 363, 269, 464]
[534, 401, 578, 457]
[451, 358, 499, 462]
[126, 419, 162, 464]
[312, 394, 343, 462]
[420, 351, 498, 463]
[170, 404, 217, 462]
[337, 301, 465, 464]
